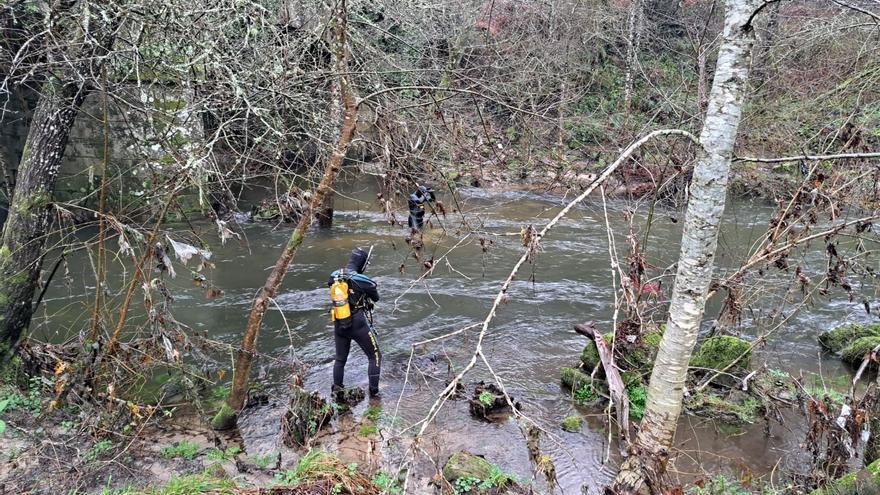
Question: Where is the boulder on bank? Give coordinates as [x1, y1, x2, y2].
[441, 451, 526, 494]
[690, 335, 751, 372]
[819, 323, 880, 353]
[469, 382, 519, 421]
[841, 336, 880, 365]
[443, 451, 494, 482]
[819, 323, 880, 365]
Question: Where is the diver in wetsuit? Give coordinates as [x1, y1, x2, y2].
[407, 185, 436, 231]
[328, 248, 382, 398]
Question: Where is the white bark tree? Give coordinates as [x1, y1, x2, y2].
[612, 0, 765, 492]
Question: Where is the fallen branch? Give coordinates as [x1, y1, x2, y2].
[574, 322, 630, 450]
[734, 151, 880, 163]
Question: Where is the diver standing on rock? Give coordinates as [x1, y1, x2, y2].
[328, 247, 382, 399]
[407, 185, 436, 231]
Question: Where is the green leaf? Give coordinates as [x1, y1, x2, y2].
[0, 419, 6, 434]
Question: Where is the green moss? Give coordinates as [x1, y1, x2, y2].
[286, 229, 304, 250]
[580, 332, 614, 370]
[443, 451, 493, 482]
[690, 336, 751, 372]
[643, 331, 663, 348]
[560, 366, 592, 392]
[810, 458, 880, 495]
[210, 403, 236, 430]
[14, 190, 51, 215]
[561, 415, 583, 432]
[819, 324, 880, 353]
[841, 336, 880, 365]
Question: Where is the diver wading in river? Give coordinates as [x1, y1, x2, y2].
[328, 247, 382, 398]
[407, 185, 436, 231]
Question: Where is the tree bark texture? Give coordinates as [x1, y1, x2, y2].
[612, 0, 762, 492]
[0, 2, 116, 357]
[213, 0, 356, 430]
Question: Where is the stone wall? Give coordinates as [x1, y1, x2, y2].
[0, 86, 201, 205]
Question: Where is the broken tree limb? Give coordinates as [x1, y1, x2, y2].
[574, 322, 631, 450]
[734, 151, 880, 163]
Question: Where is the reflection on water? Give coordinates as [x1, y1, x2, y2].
[38, 181, 872, 492]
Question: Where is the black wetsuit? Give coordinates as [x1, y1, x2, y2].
[407, 186, 435, 230]
[329, 248, 381, 395]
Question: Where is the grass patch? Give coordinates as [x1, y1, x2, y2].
[358, 424, 378, 437]
[363, 405, 382, 421]
[248, 452, 277, 468]
[130, 470, 239, 494]
[160, 440, 200, 460]
[206, 446, 241, 461]
[86, 439, 114, 462]
[372, 470, 402, 494]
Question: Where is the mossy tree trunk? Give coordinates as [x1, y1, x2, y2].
[213, 0, 357, 430]
[0, 3, 115, 356]
[611, 0, 763, 492]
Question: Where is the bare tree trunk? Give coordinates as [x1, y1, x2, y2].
[0, 80, 87, 356]
[212, 0, 356, 430]
[611, 0, 762, 492]
[623, 0, 644, 116]
[0, 2, 116, 358]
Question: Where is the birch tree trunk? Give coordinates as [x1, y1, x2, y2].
[612, 0, 762, 492]
[212, 0, 356, 430]
[0, 2, 115, 357]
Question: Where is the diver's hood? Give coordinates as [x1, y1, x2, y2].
[344, 248, 369, 274]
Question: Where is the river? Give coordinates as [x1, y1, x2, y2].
[37, 179, 872, 493]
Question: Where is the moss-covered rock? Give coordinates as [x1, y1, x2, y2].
[442, 451, 493, 482]
[582, 330, 664, 372]
[819, 323, 880, 353]
[841, 336, 880, 365]
[560, 415, 583, 432]
[580, 332, 614, 370]
[690, 336, 751, 372]
[810, 458, 880, 495]
[560, 366, 592, 392]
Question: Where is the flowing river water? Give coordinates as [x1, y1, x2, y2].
[36, 179, 873, 493]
